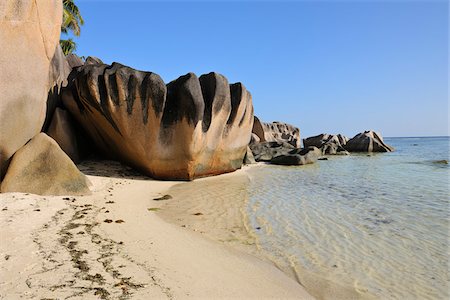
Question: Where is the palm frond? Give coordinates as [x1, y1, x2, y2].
[60, 38, 77, 55]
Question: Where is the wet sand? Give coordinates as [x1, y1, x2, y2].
[0, 160, 312, 299]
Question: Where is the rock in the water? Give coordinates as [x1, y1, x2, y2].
[1, 133, 91, 195]
[243, 147, 256, 165]
[0, 0, 64, 177]
[345, 131, 394, 152]
[252, 117, 300, 148]
[250, 141, 321, 166]
[250, 141, 296, 162]
[62, 63, 254, 180]
[303, 133, 349, 155]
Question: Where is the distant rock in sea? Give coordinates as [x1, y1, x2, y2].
[303, 133, 349, 155]
[62, 62, 254, 180]
[252, 117, 301, 148]
[345, 130, 394, 152]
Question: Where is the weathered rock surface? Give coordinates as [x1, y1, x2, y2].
[62, 63, 254, 180]
[0, 0, 63, 177]
[66, 53, 85, 69]
[250, 141, 296, 162]
[1, 133, 91, 195]
[270, 147, 321, 166]
[303, 133, 349, 155]
[252, 117, 300, 148]
[250, 141, 321, 165]
[345, 131, 394, 152]
[46, 108, 84, 163]
[243, 147, 256, 165]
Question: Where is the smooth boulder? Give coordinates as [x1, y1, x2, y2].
[250, 141, 321, 165]
[270, 147, 321, 166]
[62, 63, 254, 180]
[243, 147, 256, 165]
[1, 133, 91, 195]
[345, 131, 394, 152]
[0, 0, 64, 177]
[250, 141, 296, 162]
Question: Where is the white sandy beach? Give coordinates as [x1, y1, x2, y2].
[0, 160, 313, 299]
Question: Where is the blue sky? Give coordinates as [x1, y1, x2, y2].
[71, 0, 448, 138]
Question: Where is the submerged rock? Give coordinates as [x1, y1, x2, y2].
[62, 63, 254, 180]
[345, 131, 394, 152]
[1, 133, 91, 195]
[252, 117, 300, 148]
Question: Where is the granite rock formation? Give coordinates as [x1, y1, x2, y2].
[252, 117, 300, 148]
[243, 147, 256, 165]
[303, 134, 349, 155]
[62, 63, 254, 180]
[345, 131, 394, 152]
[46, 108, 92, 163]
[270, 147, 322, 166]
[0, 0, 64, 178]
[1, 133, 91, 195]
[250, 141, 321, 165]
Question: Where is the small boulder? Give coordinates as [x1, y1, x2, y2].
[270, 147, 321, 166]
[1, 133, 91, 196]
[250, 141, 296, 162]
[243, 147, 256, 165]
[345, 131, 394, 152]
[303, 133, 349, 155]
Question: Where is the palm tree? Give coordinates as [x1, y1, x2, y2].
[60, 0, 84, 55]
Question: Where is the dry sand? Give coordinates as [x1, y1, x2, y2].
[0, 160, 313, 299]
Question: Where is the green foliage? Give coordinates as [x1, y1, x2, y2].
[60, 0, 84, 55]
[60, 38, 76, 55]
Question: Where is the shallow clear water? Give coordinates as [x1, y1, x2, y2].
[246, 137, 449, 299]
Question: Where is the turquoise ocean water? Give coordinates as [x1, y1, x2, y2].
[246, 137, 449, 299]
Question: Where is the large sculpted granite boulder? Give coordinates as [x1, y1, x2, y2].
[0, 0, 64, 177]
[1, 133, 91, 196]
[62, 63, 254, 180]
[345, 131, 394, 152]
[303, 133, 349, 155]
[252, 117, 300, 148]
